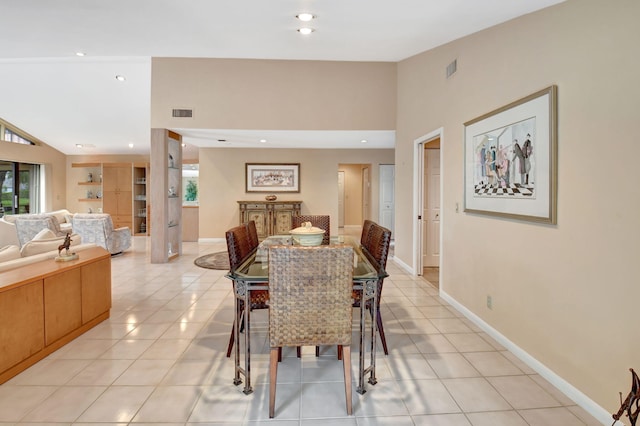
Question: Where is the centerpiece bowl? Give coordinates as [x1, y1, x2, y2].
[290, 222, 325, 246]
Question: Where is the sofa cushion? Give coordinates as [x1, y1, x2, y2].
[0, 243, 97, 273]
[20, 233, 82, 257]
[33, 228, 57, 240]
[0, 245, 21, 262]
[47, 209, 72, 225]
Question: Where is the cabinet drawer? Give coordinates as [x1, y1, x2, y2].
[273, 204, 296, 210]
[245, 203, 266, 210]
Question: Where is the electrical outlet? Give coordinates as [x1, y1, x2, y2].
[455, 202, 459, 213]
[486, 295, 493, 310]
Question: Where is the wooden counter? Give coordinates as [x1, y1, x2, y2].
[0, 246, 112, 384]
[182, 205, 199, 242]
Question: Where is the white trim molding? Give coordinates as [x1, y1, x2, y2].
[440, 289, 620, 426]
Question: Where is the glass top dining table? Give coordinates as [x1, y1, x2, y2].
[226, 234, 386, 395]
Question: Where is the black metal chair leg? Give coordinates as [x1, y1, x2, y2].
[376, 309, 388, 355]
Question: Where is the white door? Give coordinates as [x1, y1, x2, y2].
[379, 164, 395, 234]
[338, 171, 345, 228]
[423, 148, 440, 267]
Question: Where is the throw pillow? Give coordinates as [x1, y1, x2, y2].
[21, 233, 81, 257]
[32, 228, 57, 240]
[0, 245, 21, 262]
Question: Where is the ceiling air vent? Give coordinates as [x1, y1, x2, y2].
[446, 59, 457, 78]
[172, 108, 193, 118]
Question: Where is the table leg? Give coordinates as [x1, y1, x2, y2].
[232, 280, 254, 394]
[233, 284, 242, 386]
[368, 287, 378, 386]
[356, 279, 379, 394]
[242, 285, 253, 394]
[357, 285, 367, 394]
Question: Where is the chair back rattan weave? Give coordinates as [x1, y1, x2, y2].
[244, 220, 259, 249]
[360, 219, 375, 248]
[268, 245, 353, 348]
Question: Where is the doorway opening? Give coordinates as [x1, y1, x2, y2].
[338, 164, 371, 234]
[413, 128, 443, 289]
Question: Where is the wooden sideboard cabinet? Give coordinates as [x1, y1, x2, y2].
[0, 247, 111, 384]
[238, 201, 302, 240]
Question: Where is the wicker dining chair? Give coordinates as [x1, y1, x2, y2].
[268, 245, 354, 418]
[244, 220, 259, 249]
[353, 221, 392, 355]
[225, 223, 267, 357]
[360, 219, 375, 247]
[292, 215, 330, 245]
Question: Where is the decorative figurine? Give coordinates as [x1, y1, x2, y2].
[55, 233, 78, 262]
[612, 368, 639, 426]
[87, 172, 93, 182]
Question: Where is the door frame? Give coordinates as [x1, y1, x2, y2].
[413, 127, 444, 277]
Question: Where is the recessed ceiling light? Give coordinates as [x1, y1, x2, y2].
[76, 144, 83, 148]
[296, 13, 315, 22]
[128, 143, 134, 148]
[115, 75, 126, 82]
[181, 143, 186, 147]
[297, 27, 314, 35]
[361, 139, 368, 143]
[75, 52, 86, 57]
[260, 139, 267, 143]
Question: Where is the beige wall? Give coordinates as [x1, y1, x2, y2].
[1, 141, 67, 212]
[198, 148, 393, 238]
[395, 0, 639, 416]
[151, 58, 396, 131]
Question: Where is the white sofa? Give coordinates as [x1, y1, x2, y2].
[2, 209, 74, 247]
[0, 217, 19, 247]
[0, 229, 96, 273]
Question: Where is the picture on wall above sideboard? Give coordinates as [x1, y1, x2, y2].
[245, 163, 300, 193]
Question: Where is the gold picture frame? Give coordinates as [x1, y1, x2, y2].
[464, 85, 558, 224]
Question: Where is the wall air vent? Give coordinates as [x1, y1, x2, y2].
[446, 59, 457, 78]
[172, 108, 193, 118]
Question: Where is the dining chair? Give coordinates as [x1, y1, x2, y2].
[292, 215, 330, 245]
[225, 223, 267, 357]
[360, 219, 375, 247]
[268, 245, 354, 418]
[353, 221, 392, 355]
[244, 220, 259, 248]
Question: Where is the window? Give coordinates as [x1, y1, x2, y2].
[0, 118, 39, 146]
[0, 161, 42, 216]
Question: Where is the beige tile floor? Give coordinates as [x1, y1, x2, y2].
[0, 234, 602, 425]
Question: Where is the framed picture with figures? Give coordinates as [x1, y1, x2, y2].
[463, 85, 558, 224]
[245, 163, 300, 193]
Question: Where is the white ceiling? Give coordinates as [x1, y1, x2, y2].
[0, 0, 565, 155]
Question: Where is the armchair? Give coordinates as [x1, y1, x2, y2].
[13, 214, 65, 247]
[71, 213, 131, 255]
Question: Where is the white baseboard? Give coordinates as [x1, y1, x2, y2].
[392, 256, 414, 275]
[440, 289, 618, 426]
[198, 238, 225, 244]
